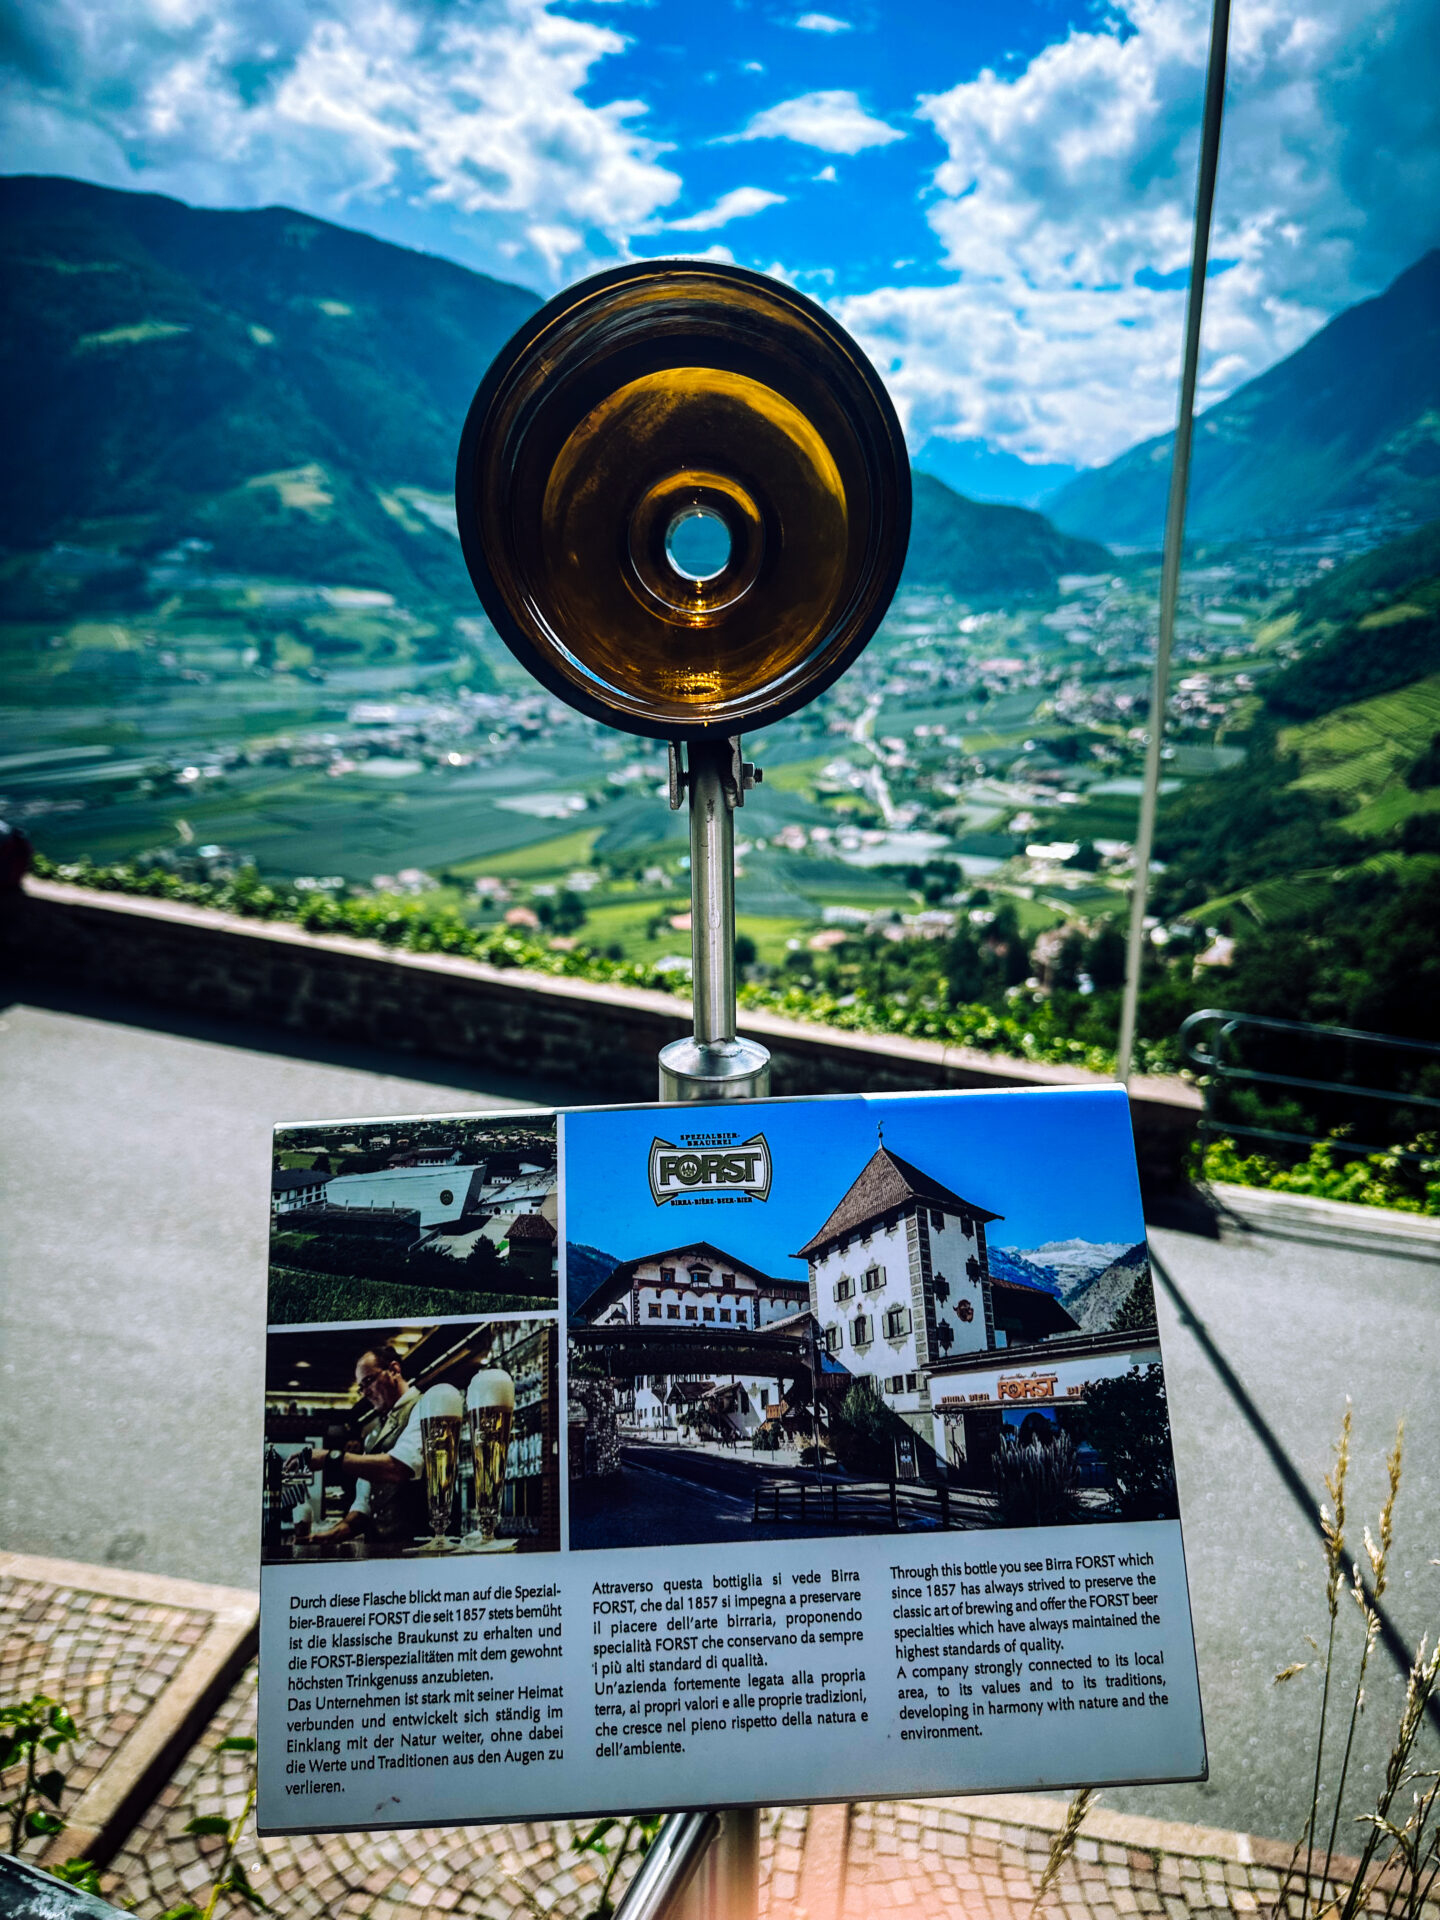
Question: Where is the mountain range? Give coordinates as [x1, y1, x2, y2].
[991, 1239, 1154, 1334]
[1150, 512, 1440, 1044]
[565, 1241, 624, 1321]
[566, 1234, 1155, 1335]
[1050, 250, 1440, 547]
[0, 173, 1104, 605]
[1, 173, 540, 603]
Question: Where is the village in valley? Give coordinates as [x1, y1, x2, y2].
[3, 518, 1383, 980]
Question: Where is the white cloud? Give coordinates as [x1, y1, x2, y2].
[834, 0, 1440, 468]
[0, 0, 682, 290]
[727, 89, 904, 154]
[793, 13, 852, 32]
[665, 243, 737, 265]
[667, 186, 785, 230]
[813, 164, 838, 183]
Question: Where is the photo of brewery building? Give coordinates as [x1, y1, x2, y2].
[567, 1112, 1175, 1543]
[262, 1315, 559, 1563]
[267, 1111, 559, 1324]
[577, 1242, 811, 1442]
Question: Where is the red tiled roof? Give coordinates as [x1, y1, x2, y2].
[794, 1146, 1001, 1259]
[506, 1211, 556, 1241]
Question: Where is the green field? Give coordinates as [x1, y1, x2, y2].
[267, 1265, 554, 1325]
[1282, 672, 1440, 828]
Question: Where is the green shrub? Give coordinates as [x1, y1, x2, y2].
[990, 1430, 1081, 1527]
[1081, 1365, 1179, 1521]
[1201, 1133, 1440, 1215]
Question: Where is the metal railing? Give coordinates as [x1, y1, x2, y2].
[752, 1474, 994, 1531]
[1180, 1008, 1440, 1162]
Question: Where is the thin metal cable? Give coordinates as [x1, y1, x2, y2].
[1117, 0, 1234, 1080]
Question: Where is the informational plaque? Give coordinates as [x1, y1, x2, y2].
[256, 1087, 1205, 1834]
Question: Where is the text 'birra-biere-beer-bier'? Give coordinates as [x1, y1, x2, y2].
[648, 1133, 772, 1206]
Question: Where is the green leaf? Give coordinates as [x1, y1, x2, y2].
[159, 1904, 204, 1919]
[48, 1709, 79, 1740]
[36, 1768, 68, 1806]
[25, 1809, 66, 1836]
[216, 1736, 258, 1752]
[184, 1813, 233, 1836]
[220, 1865, 272, 1912]
[51, 1859, 103, 1894]
[575, 1818, 619, 1856]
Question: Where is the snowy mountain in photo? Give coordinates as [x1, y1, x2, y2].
[985, 1245, 1066, 1299]
[1063, 1243, 1154, 1332]
[995, 1239, 1133, 1301]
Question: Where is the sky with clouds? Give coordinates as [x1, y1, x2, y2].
[3, 0, 1437, 495]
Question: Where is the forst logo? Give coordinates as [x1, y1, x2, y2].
[648, 1134, 772, 1206]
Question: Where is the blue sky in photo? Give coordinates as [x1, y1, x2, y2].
[562, 0, 1079, 297]
[5, 0, 1437, 492]
[562, 1086, 1145, 1289]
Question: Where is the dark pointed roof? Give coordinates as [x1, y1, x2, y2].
[793, 1146, 1001, 1260]
[506, 1211, 556, 1242]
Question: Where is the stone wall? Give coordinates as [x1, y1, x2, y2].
[2, 879, 1201, 1190]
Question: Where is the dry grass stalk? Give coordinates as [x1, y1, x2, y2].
[1270, 1412, 1439, 1920]
[1031, 1787, 1095, 1913]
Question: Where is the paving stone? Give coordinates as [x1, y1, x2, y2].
[21, 1558, 1440, 1920]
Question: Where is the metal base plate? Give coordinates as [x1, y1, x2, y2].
[657, 1035, 772, 1103]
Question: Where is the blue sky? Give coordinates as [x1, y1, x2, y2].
[3, 0, 1437, 498]
[562, 1087, 1145, 1289]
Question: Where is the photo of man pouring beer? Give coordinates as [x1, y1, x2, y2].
[261, 1317, 559, 1562]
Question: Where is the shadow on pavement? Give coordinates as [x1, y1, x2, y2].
[0, 981, 591, 1109]
[1150, 1244, 1439, 1732]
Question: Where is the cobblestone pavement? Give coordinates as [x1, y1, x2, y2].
[0, 1569, 210, 1864]
[5, 1553, 1440, 1920]
[95, 1683, 1440, 1920]
[101, 1664, 798, 1920]
[833, 1795, 1440, 1920]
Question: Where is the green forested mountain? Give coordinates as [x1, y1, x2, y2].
[1153, 516, 1440, 1041]
[1050, 251, 1440, 547]
[903, 470, 1110, 596]
[0, 174, 1104, 602]
[0, 174, 543, 598]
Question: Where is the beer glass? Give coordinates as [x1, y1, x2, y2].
[414, 1383, 464, 1553]
[462, 1369, 516, 1552]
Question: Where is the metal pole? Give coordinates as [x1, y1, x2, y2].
[690, 742, 737, 1048]
[613, 1813, 718, 1920]
[1116, 0, 1233, 1082]
[618, 736, 769, 1920]
[657, 739, 771, 1103]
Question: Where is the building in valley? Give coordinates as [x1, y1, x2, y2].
[271, 1167, 329, 1216]
[925, 1324, 1165, 1489]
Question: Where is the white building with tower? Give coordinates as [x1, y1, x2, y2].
[794, 1140, 1074, 1459]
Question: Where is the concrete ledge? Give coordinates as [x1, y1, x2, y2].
[0, 1550, 258, 1870]
[932, 1790, 1299, 1872]
[1211, 1181, 1440, 1254]
[2, 878, 1200, 1191]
